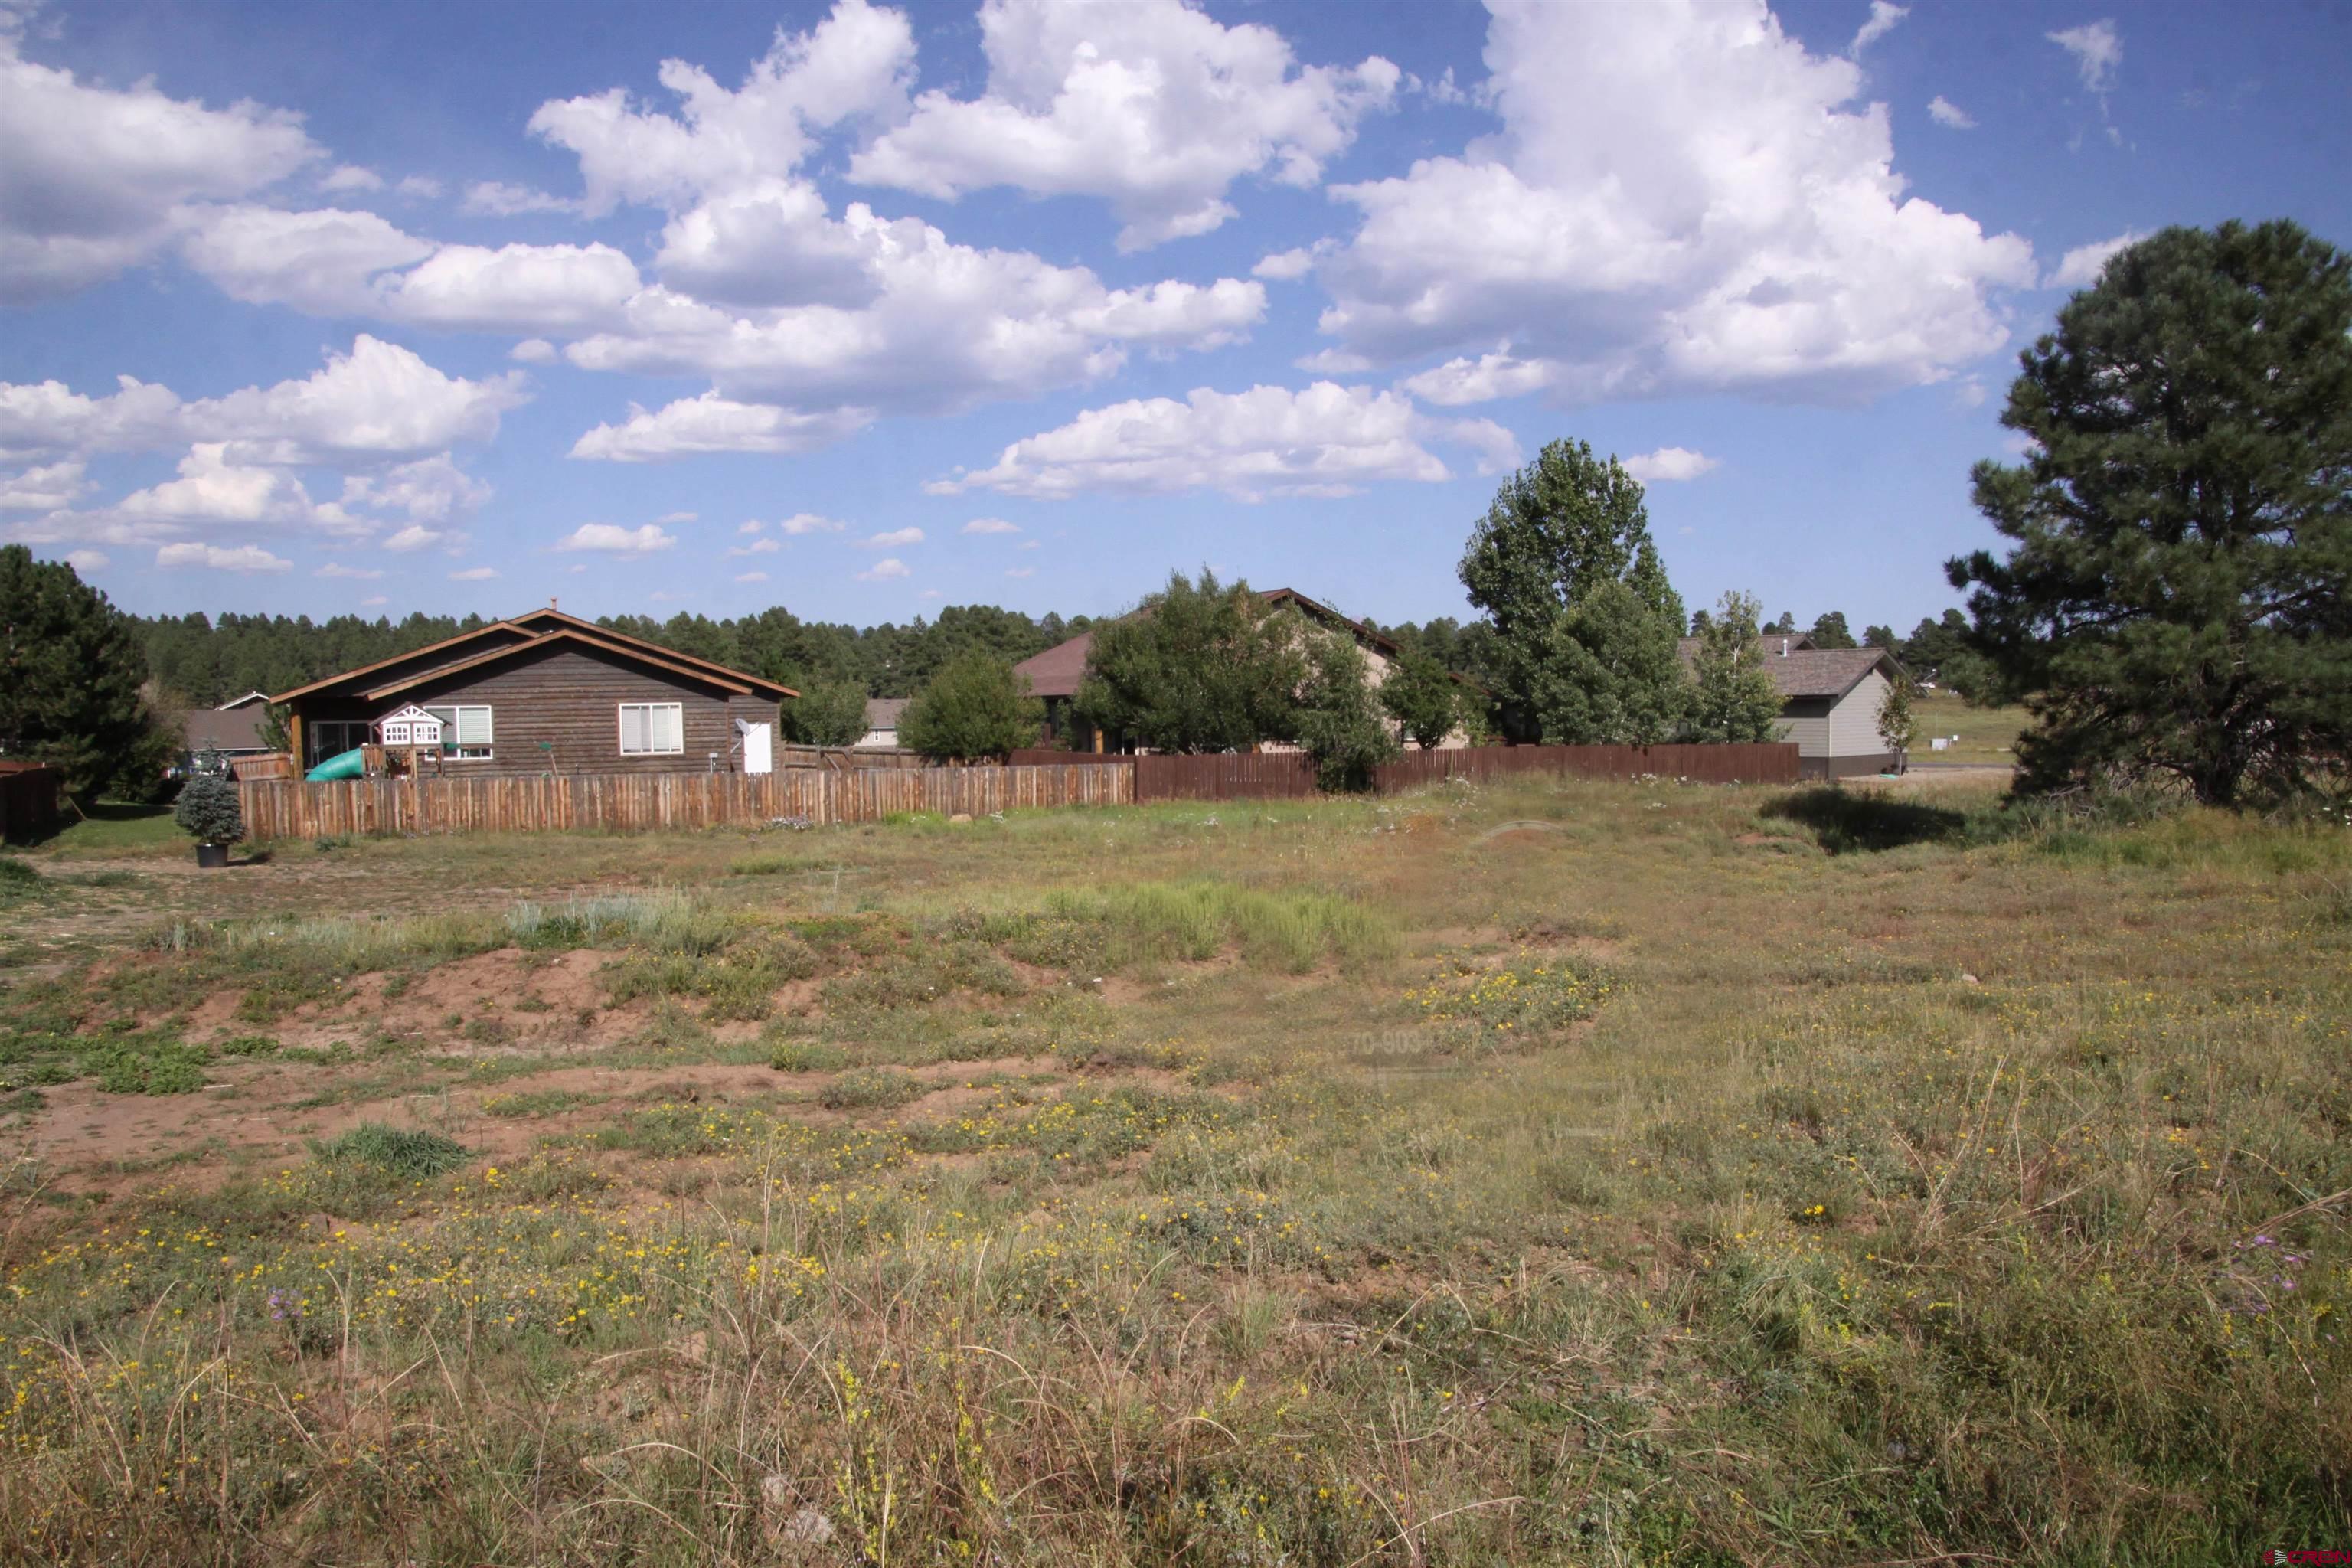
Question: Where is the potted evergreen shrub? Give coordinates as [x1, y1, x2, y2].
[174, 774, 243, 868]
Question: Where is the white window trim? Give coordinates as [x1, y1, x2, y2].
[618, 701, 684, 756]
[421, 704, 494, 761]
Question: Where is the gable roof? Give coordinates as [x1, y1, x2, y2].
[270, 620, 537, 703]
[1766, 647, 1905, 701]
[272, 609, 798, 705]
[1676, 630, 1815, 662]
[179, 705, 270, 753]
[864, 697, 911, 730]
[508, 606, 796, 699]
[1259, 588, 1403, 659]
[362, 627, 757, 701]
[1011, 631, 1096, 699]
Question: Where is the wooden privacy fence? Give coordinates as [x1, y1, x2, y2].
[1037, 743, 1795, 802]
[0, 763, 63, 843]
[238, 763, 1132, 841]
[1374, 742, 1798, 791]
[1134, 752, 1318, 802]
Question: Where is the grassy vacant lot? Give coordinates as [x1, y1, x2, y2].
[1911, 691, 2030, 767]
[1, 776, 2345, 1565]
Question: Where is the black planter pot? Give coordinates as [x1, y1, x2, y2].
[195, 842, 230, 869]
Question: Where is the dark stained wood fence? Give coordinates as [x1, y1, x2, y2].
[1008, 749, 1123, 768]
[1133, 753, 1318, 802]
[1032, 743, 1796, 802]
[230, 753, 296, 782]
[1374, 743, 1797, 791]
[238, 763, 1131, 841]
[0, 763, 62, 843]
[778, 743, 929, 770]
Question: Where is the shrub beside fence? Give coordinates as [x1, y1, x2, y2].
[0, 763, 63, 844]
[238, 763, 1131, 841]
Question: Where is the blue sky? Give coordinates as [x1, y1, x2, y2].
[3, 0, 2345, 635]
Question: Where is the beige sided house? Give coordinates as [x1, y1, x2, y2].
[1681, 632, 1906, 779]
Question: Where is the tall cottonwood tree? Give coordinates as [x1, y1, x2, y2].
[1949, 220, 2352, 804]
[1459, 439, 1688, 743]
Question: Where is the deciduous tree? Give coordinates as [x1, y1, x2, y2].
[897, 652, 1043, 762]
[1377, 649, 1462, 750]
[1297, 632, 1401, 790]
[782, 678, 871, 748]
[1459, 439, 1688, 743]
[1072, 571, 1302, 753]
[1685, 592, 1786, 743]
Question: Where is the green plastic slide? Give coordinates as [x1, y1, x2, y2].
[305, 747, 366, 782]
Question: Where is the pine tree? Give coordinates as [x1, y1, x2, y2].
[1949, 220, 2352, 804]
[0, 547, 162, 804]
[1459, 438, 1688, 743]
[1808, 611, 1857, 649]
[1686, 592, 1786, 743]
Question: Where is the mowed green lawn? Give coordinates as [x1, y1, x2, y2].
[0, 776, 2344, 1564]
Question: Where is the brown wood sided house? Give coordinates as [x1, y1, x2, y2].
[271, 607, 798, 778]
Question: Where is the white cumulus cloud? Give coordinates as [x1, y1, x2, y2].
[934, 381, 1517, 501]
[0, 37, 321, 299]
[1927, 95, 1976, 129]
[155, 541, 293, 573]
[1, 335, 524, 467]
[315, 562, 384, 579]
[1622, 446, 1719, 482]
[856, 557, 910, 580]
[448, 565, 498, 581]
[569, 393, 874, 460]
[381, 523, 445, 552]
[1311, 0, 2036, 403]
[2046, 230, 2145, 289]
[64, 549, 110, 573]
[861, 526, 923, 547]
[850, 0, 1400, 251]
[556, 522, 678, 554]
[0, 459, 88, 511]
[779, 512, 844, 534]
[961, 518, 1021, 535]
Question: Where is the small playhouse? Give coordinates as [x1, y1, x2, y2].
[305, 704, 446, 780]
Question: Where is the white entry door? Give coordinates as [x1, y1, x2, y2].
[742, 721, 773, 774]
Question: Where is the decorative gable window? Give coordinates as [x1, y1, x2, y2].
[421, 704, 493, 760]
[618, 702, 683, 756]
